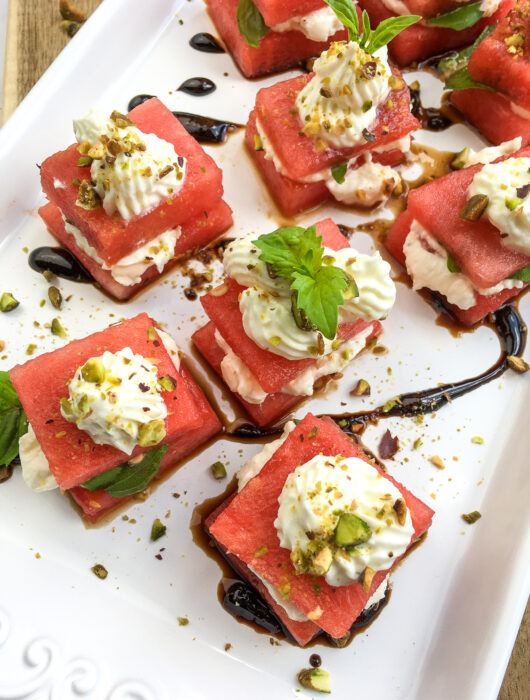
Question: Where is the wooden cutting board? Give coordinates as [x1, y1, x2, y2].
[1, 1, 528, 697]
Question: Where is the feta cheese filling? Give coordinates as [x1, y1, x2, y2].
[272, 6, 343, 42]
[275, 454, 414, 587]
[403, 220, 525, 309]
[20, 332, 181, 491]
[62, 215, 180, 286]
[464, 137, 522, 167]
[468, 156, 530, 255]
[296, 41, 392, 150]
[73, 109, 186, 220]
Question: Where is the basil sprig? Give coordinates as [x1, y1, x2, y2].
[509, 265, 530, 283]
[438, 25, 495, 79]
[237, 0, 269, 48]
[0, 371, 28, 467]
[253, 225, 358, 339]
[331, 162, 348, 184]
[445, 66, 494, 91]
[323, 0, 420, 52]
[426, 2, 483, 30]
[81, 444, 169, 498]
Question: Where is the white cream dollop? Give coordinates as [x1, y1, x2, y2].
[468, 157, 530, 255]
[296, 41, 391, 150]
[19, 425, 57, 492]
[272, 6, 343, 42]
[223, 234, 290, 294]
[63, 216, 180, 286]
[275, 454, 414, 587]
[73, 109, 186, 221]
[326, 157, 399, 206]
[60, 347, 167, 455]
[464, 137, 521, 166]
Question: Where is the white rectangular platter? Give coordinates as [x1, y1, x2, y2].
[0, 1, 528, 698]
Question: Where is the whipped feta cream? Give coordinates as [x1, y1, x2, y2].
[19, 425, 57, 492]
[403, 220, 525, 309]
[468, 156, 530, 255]
[63, 216, 180, 286]
[73, 109, 186, 220]
[296, 41, 391, 150]
[275, 454, 414, 587]
[60, 347, 167, 455]
[465, 137, 522, 166]
[273, 6, 343, 42]
[326, 157, 399, 206]
[479, 0, 501, 16]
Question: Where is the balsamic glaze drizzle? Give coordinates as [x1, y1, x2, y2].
[409, 84, 453, 132]
[178, 77, 216, 96]
[172, 111, 242, 144]
[127, 94, 155, 112]
[28, 247, 94, 283]
[189, 33, 225, 54]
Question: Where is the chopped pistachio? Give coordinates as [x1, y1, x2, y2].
[110, 110, 134, 128]
[254, 545, 268, 558]
[150, 518, 167, 541]
[48, 286, 62, 310]
[26, 344, 37, 356]
[389, 75, 405, 91]
[91, 563, 108, 579]
[393, 498, 407, 526]
[430, 455, 445, 470]
[450, 147, 469, 170]
[0, 292, 19, 312]
[158, 374, 177, 392]
[351, 379, 371, 396]
[147, 326, 157, 341]
[51, 318, 66, 338]
[459, 194, 489, 221]
[507, 355, 530, 373]
[311, 547, 333, 576]
[471, 436, 484, 445]
[382, 398, 397, 413]
[335, 512, 371, 548]
[210, 461, 227, 479]
[253, 134, 263, 151]
[76, 180, 101, 210]
[42, 269, 56, 283]
[297, 668, 331, 693]
[71, 178, 81, 187]
[505, 195, 523, 211]
[138, 419, 166, 447]
[81, 358, 106, 383]
[362, 100, 372, 113]
[462, 510, 482, 524]
[269, 335, 282, 347]
[413, 437, 422, 450]
[60, 397, 73, 415]
[359, 565, 375, 592]
[177, 616, 189, 626]
[77, 156, 93, 167]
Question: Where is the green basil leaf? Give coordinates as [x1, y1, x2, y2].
[361, 9, 372, 48]
[445, 66, 494, 91]
[426, 2, 483, 30]
[509, 265, 530, 283]
[291, 266, 349, 340]
[446, 253, 461, 273]
[0, 371, 28, 466]
[236, 0, 269, 48]
[438, 25, 495, 79]
[366, 14, 421, 54]
[81, 444, 169, 497]
[253, 225, 323, 279]
[322, 0, 359, 42]
[331, 162, 348, 184]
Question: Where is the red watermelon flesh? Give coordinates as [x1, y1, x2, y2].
[206, 0, 347, 78]
[357, 0, 514, 66]
[193, 319, 380, 425]
[405, 0, 481, 18]
[209, 414, 434, 639]
[385, 210, 527, 325]
[406, 147, 530, 288]
[200, 220, 382, 394]
[450, 89, 530, 147]
[255, 73, 419, 180]
[468, 1, 530, 110]
[205, 494, 320, 645]
[69, 364, 221, 522]
[246, 110, 404, 216]
[38, 199, 233, 301]
[252, 0, 326, 26]
[40, 98, 224, 266]
[10, 314, 202, 490]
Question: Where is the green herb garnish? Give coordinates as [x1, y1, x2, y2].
[253, 225, 357, 339]
[0, 371, 28, 467]
[236, 0, 269, 48]
[445, 66, 494, 92]
[446, 253, 461, 274]
[426, 2, 483, 30]
[81, 444, 169, 497]
[331, 162, 348, 184]
[438, 25, 495, 79]
[509, 265, 530, 283]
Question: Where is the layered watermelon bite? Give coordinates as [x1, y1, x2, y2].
[206, 414, 434, 645]
[206, 0, 347, 78]
[447, 1, 530, 146]
[385, 146, 530, 326]
[38, 98, 232, 300]
[8, 313, 221, 522]
[358, 0, 514, 66]
[245, 8, 420, 216]
[192, 219, 395, 426]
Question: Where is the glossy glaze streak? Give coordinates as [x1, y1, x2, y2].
[189, 33, 225, 53]
[127, 94, 155, 112]
[178, 77, 216, 96]
[172, 111, 242, 144]
[409, 83, 453, 132]
[29, 246, 94, 283]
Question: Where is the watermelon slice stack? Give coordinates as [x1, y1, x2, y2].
[450, 1, 530, 146]
[192, 219, 382, 426]
[358, 0, 514, 66]
[245, 73, 419, 216]
[9, 313, 221, 521]
[384, 148, 530, 325]
[38, 98, 232, 300]
[206, 414, 434, 645]
[206, 0, 347, 78]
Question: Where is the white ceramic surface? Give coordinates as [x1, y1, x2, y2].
[0, 1, 529, 698]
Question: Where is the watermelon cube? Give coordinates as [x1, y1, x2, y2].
[206, 0, 347, 78]
[9, 314, 217, 491]
[207, 414, 434, 642]
[192, 219, 383, 426]
[40, 98, 227, 267]
[38, 199, 233, 301]
[69, 364, 221, 522]
[384, 149, 530, 325]
[449, 2, 530, 145]
[357, 0, 514, 66]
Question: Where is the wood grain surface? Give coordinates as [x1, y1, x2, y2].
[1, 1, 528, 698]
